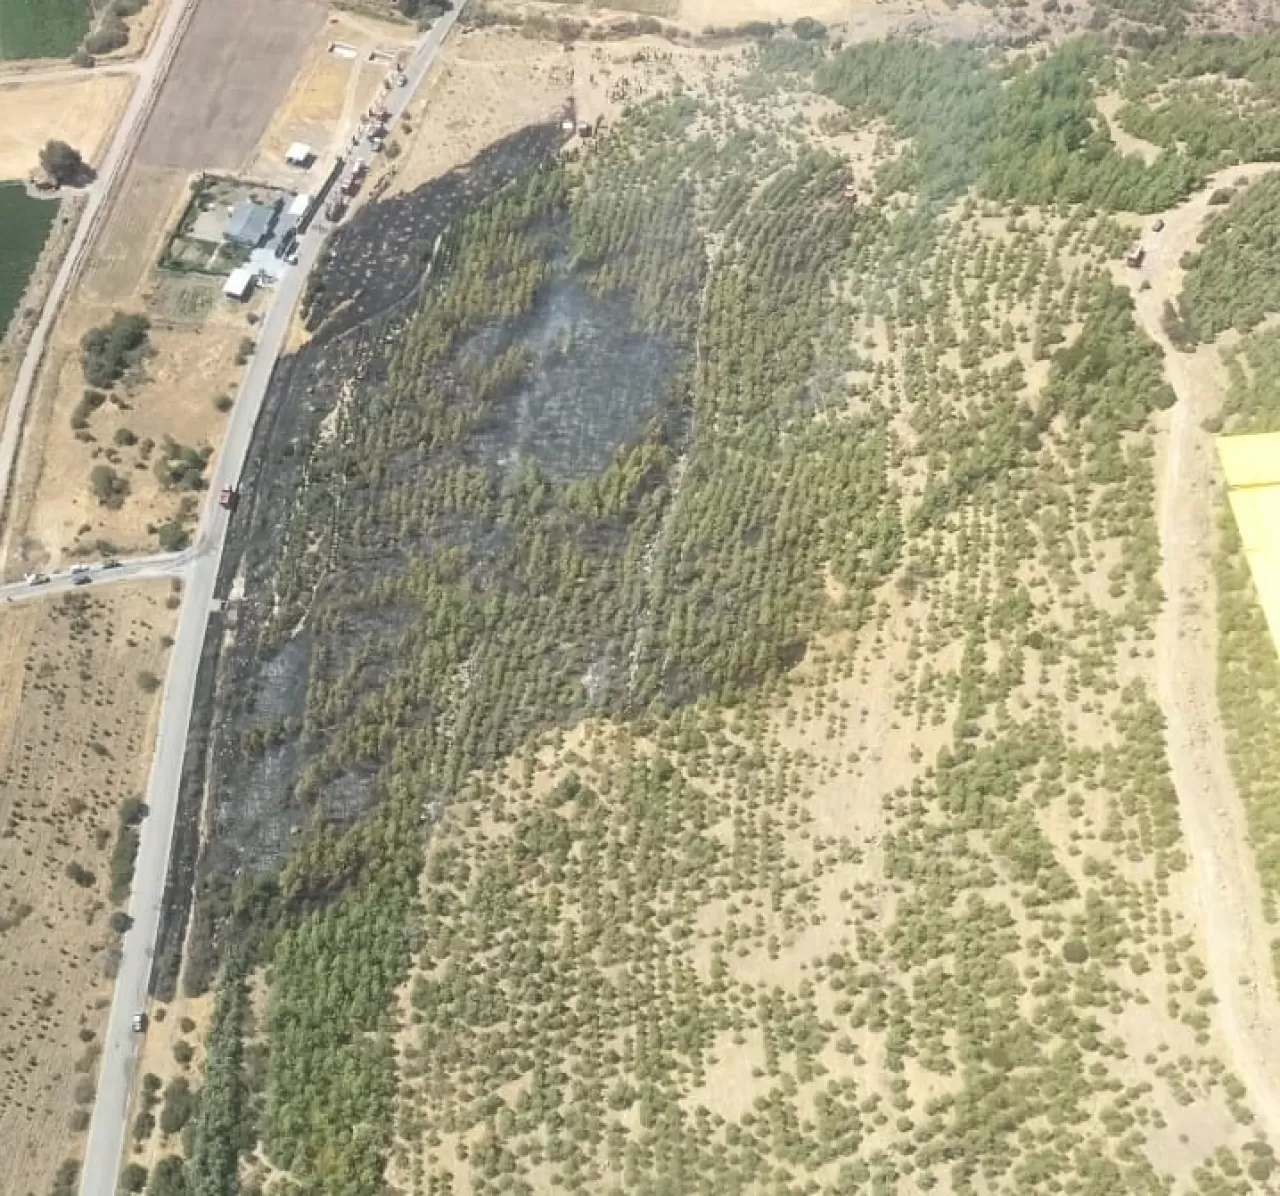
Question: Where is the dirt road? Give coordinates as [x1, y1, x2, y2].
[1125, 164, 1280, 1139]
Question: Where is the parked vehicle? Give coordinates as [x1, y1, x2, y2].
[219, 484, 239, 511]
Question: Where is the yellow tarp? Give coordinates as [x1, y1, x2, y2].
[1218, 431, 1280, 489]
[1218, 433, 1280, 654]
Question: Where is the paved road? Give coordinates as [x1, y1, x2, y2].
[0, 550, 190, 606]
[76, 5, 468, 1194]
[0, 0, 198, 551]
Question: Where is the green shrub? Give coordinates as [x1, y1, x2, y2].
[90, 464, 129, 508]
[81, 311, 149, 389]
[160, 1077, 196, 1136]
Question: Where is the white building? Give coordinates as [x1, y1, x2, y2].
[285, 142, 315, 168]
[223, 266, 256, 302]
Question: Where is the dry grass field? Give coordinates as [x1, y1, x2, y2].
[0, 74, 133, 181]
[5, 283, 255, 572]
[390, 28, 572, 196]
[0, 582, 175, 1196]
[244, 11, 411, 186]
[135, 0, 326, 172]
[80, 164, 188, 307]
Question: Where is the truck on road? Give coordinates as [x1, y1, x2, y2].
[219, 484, 239, 511]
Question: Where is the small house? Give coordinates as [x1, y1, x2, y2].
[223, 266, 256, 302]
[225, 201, 277, 249]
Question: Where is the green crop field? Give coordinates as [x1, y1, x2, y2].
[0, 185, 58, 342]
[0, 0, 90, 60]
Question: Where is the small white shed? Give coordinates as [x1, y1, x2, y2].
[223, 266, 256, 302]
[285, 141, 315, 167]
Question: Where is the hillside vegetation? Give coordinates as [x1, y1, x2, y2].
[170, 27, 1280, 1196]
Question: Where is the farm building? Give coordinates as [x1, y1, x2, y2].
[286, 142, 315, 168]
[225, 201, 277, 249]
[223, 266, 256, 301]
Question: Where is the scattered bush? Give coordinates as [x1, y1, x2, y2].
[51, 1159, 79, 1196]
[1063, 939, 1090, 964]
[156, 521, 190, 553]
[72, 389, 107, 430]
[40, 140, 91, 186]
[160, 1077, 196, 1136]
[84, 13, 128, 55]
[145, 1157, 186, 1196]
[81, 312, 150, 389]
[65, 861, 95, 888]
[90, 464, 129, 508]
[792, 16, 827, 39]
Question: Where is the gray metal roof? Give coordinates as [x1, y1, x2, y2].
[226, 201, 276, 248]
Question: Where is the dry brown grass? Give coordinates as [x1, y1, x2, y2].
[0, 74, 134, 182]
[123, 988, 214, 1173]
[389, 29, 571, 197]
[0, 581, 176, 1196]
[5, 282, 256, 573]
[81, 164, 190, 308]
[244, 12, 412, 187]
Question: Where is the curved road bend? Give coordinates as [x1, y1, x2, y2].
[0, 0, 198, 552]
[77, 5, 469, 1194]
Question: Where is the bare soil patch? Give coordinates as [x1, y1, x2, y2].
[0, 582, 176, 1196]
[135, 0, 326, 172]
[0, 73, 133, 181]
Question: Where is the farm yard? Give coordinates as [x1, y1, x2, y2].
[0, 582, 175, 1196]
[0, 0, 89, 60]
[132, 17, 1280, 1196]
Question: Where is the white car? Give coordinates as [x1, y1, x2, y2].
[131, 1012, 147, 1032]
[69, 564, 90, 575]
